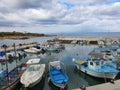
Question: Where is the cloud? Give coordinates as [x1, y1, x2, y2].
[0, 0, 120, 33]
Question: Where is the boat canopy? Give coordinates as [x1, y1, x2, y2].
[27, 59, 40, 65]
[76, 60, 85, 65]
[33, 46, 40, 49]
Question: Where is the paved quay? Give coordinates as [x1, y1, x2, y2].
[0, 42, 38, 51]
[73, 79, 120, 90]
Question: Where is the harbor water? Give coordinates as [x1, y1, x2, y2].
[0, 37, 106, 90]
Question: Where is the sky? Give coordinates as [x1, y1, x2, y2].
[0, 0, 120, 34]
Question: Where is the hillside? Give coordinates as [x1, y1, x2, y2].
[0, 31, 52, 39]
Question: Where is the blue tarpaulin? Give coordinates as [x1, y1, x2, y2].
[33, 46, 40, 49]
[0, 51, 6, 57]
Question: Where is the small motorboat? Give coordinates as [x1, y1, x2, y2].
[0, 63, 26, 90]
[24, 45, 42, 54]
[20, 58, 45, 88]
[74, 58, 119, 79]
[48, 61, 69, 89]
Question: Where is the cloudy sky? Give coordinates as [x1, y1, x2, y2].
[0, 0, 120, 34]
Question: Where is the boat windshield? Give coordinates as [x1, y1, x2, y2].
[27, 65, 40, 71]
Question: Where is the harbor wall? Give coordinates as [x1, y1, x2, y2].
[48, 36, 120, 45]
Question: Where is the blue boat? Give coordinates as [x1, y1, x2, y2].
[0, 44, 27, 90]
[74, 58, 119, 79]
[0, 63, 26, 90]
[48, 61, 69, 89]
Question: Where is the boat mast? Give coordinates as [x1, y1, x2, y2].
[13, 43, 18, 73]
[3, 44, 9, 85]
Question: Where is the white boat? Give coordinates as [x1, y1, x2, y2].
[24, 46, 42, 54]
[20, 58, 45, 88]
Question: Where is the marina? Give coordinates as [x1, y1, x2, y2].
[0, 0, 120, 89]
[0, 36, 120, 90]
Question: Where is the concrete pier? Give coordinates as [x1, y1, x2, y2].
[73, 79, 120, 90]
[0, 42, 38, 52]
[49, 36, 120, 45]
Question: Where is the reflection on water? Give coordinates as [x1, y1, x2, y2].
[13, 44, 105, 90]
[0, 37, 105, 90]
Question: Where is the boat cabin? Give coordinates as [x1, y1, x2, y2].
[26, 59, 40, 65]
[88, 60, 102, 70]
[27, 65, 40, 72]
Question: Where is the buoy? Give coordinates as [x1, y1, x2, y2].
[72, 58, 75, 62]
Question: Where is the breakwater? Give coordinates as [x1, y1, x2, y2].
[48, 36, 120, 45]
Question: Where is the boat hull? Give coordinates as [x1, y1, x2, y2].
[20, 64, 45, 88]
[52, 81, 67, 89]
[76, 65, 117, 79]
[24, 49, 40, 54]
[49, 68, 68, 89]
[1, 64, 26, 90]
[5, 78, 20, 90]
[27, 74, 43, 88]
[48, 77, 67, 89]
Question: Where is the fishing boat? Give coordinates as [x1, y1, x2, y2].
[24, 45, 42, 54]
[45, 45, 59, 52]
[6, 50, 27, 63]
[91, 46, 117, 60]
[74, 58, 119, 79]
[0, 63, 26, 90]
[45, 47, 58, 52]
[48, 61, 69, 89]
[20, 58, 45, 88]
[43, 42, 60, 52]
[53, 42, 65, 49]
[0, 43, 27, 90]
[0, 50, 27, 63]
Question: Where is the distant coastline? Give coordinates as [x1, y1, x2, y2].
[57, 32, 120, 38]
[0, 31, 55, 39]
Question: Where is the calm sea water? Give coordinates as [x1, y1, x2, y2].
[0, 37, 54, 47]
[59, 32, 120, 38]
[0, 37, 106, 90]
